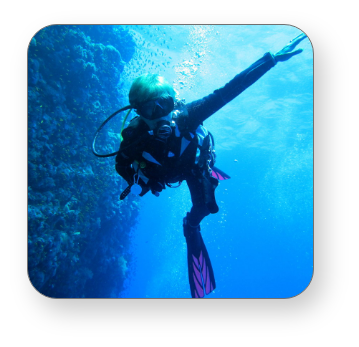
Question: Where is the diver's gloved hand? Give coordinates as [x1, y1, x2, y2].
[274, 33, 307, 63]
[148, 180, 165, 195]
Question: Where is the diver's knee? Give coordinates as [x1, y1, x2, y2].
[183, 212, 201, 238]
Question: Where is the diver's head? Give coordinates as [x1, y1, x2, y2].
[129, 74, 176, 128]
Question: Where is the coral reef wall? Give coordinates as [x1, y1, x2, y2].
[28, 25, 139, 298]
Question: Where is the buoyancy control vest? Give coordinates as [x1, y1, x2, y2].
[92, 103, 226, 201]
[123, 114, 216, 187]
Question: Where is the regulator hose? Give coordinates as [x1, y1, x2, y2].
[92, 105, 132, 158]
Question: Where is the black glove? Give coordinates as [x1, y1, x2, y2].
[148, 180, 165, 195]
[274, 33, 307, 63]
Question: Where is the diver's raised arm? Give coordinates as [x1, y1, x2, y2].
[185, 33, 308, 130]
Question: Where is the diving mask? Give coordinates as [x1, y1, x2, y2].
[136, 95, 174, 120]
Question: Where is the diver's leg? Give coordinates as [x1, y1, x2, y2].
[183, 173, 217, 298]
[186, 174, 210, 227]
[186, 172, 219, 226]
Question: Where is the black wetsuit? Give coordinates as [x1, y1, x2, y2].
[116, 52, 276, 226]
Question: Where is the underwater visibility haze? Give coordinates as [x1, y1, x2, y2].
[28, 25, 313, 298]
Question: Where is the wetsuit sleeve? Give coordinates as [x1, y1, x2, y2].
[115, 136, 160, 196]
[115, 128, 137, 185]
[186, 52, 276, 129]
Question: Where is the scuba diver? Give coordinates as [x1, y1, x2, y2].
[93, 33, 308, 298]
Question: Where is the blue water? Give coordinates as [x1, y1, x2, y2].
[28, 25, 313, 299]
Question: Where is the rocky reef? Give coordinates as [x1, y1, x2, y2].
[28, 25, 139, 297]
